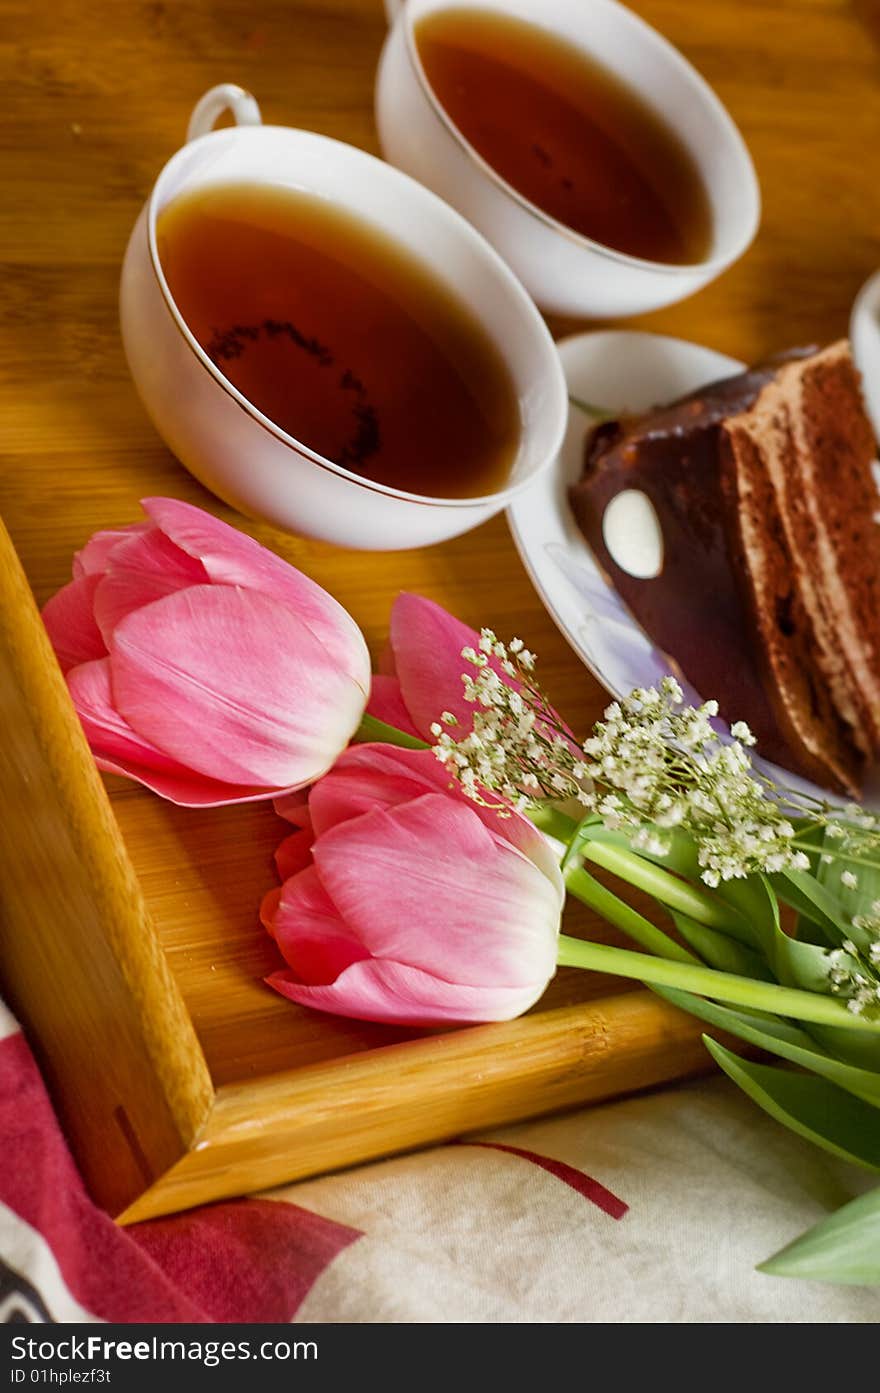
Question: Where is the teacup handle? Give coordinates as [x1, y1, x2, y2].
[383, 0, 404, 21]
[186, 84, 262, 143]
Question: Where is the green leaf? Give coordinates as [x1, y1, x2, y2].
[654, 987, 880, 1105]
[773, 868, 849, 945]
[710, 877, 848, 1046]
[575, 822, 703, 881]
[703, 1038, 880, 1171]
[711, 872, 778, 949]
[559, 812, 600, 874]
[668, 912, 773, 980]
[806, 1024, 880, 1074]
[735, 875, 833, 991]
[816, 829, 880, 957]
[564, 865, 696, 964]
[758, 1186, 880, 1284]
[353, 714, 428, 750]
[772, 840, 880, 1064]
[574, 832, 744, 934]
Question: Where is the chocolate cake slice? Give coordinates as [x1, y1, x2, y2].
[569, 341, 880, 795]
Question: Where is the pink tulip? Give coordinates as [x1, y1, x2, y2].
[367, 592, 488, 741]
[368, 592, 575, 756]
[42, 498, 371, 806]
[261, 743, 564, 1025]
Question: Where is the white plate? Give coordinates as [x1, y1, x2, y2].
[507, 329, 835, 802]
[851, 268, 880, 440]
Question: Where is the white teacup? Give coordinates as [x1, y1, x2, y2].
[119, 85, 567, 551]
[376, 0, 761, 318]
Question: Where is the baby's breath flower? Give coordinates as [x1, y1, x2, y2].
[428, 634, 582, 814]
[825, 940, 880, 1017]
[428, 640, 880, 900]
[731, 720, 757, 746]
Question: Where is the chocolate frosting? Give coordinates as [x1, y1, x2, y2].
[568, 351, 818, 772]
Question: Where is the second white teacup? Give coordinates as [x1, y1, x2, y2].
[376, 0, 761, 318]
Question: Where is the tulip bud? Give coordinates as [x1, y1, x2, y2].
[367, 592, 489, 741]
[262, 743, 564, 1025]
[42, 498, 371, 806]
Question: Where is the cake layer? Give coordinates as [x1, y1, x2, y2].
[569, 343, 880, 796]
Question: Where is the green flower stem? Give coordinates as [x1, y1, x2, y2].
[791, 840, 880, 872]
[556, 936, 880, 1033]
[564, 865, 698, 965]
[527, 804, 581, 843]
[579, 837, 742, 933]
[353, 714, 428, 750]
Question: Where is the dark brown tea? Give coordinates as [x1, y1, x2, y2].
[156, 182, 520, 497]
[415, 9, 713, 265]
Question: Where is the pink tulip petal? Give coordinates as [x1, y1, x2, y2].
[261, 866, 369, 982]
[92, 763, 292, 807]
[92, 527, 208, 642]
[68, 659, 178, 771]
[387, 593, 578, 752]
[67, 659, 263, 804]
[141, 498, 370, 692]
[309, 744, 564, 894]
[308, 743, 443, 837]
[366, 675, 421, 739]
[66, 658, 271, 805]
[267, 958, 547, 1025]
[41, 575, 107, 673]
[388, 593, 484, 737]
[73, 522, 151, 578]
[314, 792, 560, 989]
[274, 829, 314, 881]
[401, 746, 561, 881]
[273, 794, 313, 831]
[108, 584, 366, 788]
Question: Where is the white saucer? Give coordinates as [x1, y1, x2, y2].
[506, 329, 835, 803]
[851, 268, 880, 440]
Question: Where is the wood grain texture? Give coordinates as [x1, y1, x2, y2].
[0, 519, 213, 1214]
[117, 991, 715, 1223]
[0, 0, 878, 1216]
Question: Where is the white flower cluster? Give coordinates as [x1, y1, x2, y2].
[852, 902, 880, 966]
[433, 641, 880, 904]
[433, 649, 809, 884]
[826, 914, 880, 1016]
[432, 629, 574, 812]
[578, 677, 809, 886]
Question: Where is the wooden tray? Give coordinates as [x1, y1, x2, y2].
[0, 516, 716, 1221]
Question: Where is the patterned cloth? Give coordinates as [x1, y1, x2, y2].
[1, 1000, 876, 1323]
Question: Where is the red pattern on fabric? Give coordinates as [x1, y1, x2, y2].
[132, 1200, 360, 1323]
[0, 1033, 202, 1321]
[462, 1141, 628, 1219]
[0, 1031, 358, 1322]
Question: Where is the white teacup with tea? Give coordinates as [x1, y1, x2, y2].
[377, 0, 761, 317]
[120, 85, 567, 550]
